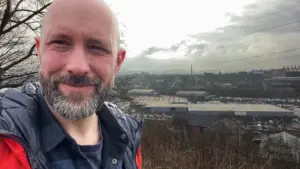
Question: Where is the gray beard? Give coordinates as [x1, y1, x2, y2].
[40, 74, 112, 121]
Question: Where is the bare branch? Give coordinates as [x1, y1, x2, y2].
[2, 71, 37, 81]
[0, 45, 18, 59]
[0, 0, 50, 89]
[0, 0, 11, 33]
[0, 51, 21, 65]
[13, 9, 36, 13]
[1, 44, 35, 73]
[0, 35, 26, 60]
[11, 0, 26, 16]
[10, 19, 40, 34]
[0, 79, 28, 88]
[2, 2, 51, 34]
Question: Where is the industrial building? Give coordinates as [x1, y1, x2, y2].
[127, 89, 157, 96]
[263, 65, 300, 89]
[141, 103, 294, 117]
[170, 104, 295, 134]
[284, 65, 300, 77]
[294, 107, 300, 117]
[131, 95, 188, 106]
[176, 91, 208, 97]
[144, 104, 189, 113]
[189, 104, 294, 117]
[176, 91, 209, 102]
[204, 95, 217, 101]
[263, 77, 300, 88]
[130, 95, 296, 119]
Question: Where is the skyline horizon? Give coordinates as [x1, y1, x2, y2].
[118, 63, 300, 75]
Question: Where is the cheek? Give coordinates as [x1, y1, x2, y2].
[90, 58, 115, 82]
[39, 52, 65, 76]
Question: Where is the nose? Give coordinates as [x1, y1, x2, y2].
[66, 46, 90, 76]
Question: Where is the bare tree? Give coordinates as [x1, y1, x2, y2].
[0, 0, 51, 89]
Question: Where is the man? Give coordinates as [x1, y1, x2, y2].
[0, 0, 143, 169]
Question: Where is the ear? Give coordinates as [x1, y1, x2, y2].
[114, 49, 126, 74]
[35, 37, 41, 60]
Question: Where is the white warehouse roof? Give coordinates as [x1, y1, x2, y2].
[143, 103, 294, 117]
[176, 91, 208, 97]
[189, 104, 293, 117]
[128, 89, 155, 94]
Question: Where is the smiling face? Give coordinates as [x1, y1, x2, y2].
[35, 0, 126, 120]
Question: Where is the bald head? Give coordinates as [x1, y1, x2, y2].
[41, 0, 120, 51]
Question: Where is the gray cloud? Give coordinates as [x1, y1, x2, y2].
[170, 40, 186, 51]
[121, 0, 300, 74]
[136, 47, 169, 58]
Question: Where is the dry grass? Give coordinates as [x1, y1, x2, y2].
[141, 120, 299, 169]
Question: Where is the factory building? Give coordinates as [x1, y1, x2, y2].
[142, 103, 294, 117]
[293, 107, 300, 117]
[130, 95, 189, 114]
[176, 91, 209, 102]
[263, 77, 300, 88]
[131, 95, 188, 106]
[284, 65, 300, 77]
[263, 65, 300, 89]
[169, 104, 295, 133]
[189, 104, 294, 117]
[127, 89, 157, 96]
[144, 104, 189, 113]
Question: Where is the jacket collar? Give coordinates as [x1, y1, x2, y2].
[37, 89, 67, 152]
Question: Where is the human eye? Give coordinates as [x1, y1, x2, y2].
[49, 39, 71, 51]
[52, 39, 67, 45]
[88, 44, 110, 55]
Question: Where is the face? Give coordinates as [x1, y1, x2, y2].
[35, 0, 125, 121]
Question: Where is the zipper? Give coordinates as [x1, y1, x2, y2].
[0, 133, 34, 169]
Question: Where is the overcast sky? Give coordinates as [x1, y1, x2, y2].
[108, 0, 300, 74]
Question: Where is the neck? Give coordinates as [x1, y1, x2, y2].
[54, 113, 101, 146]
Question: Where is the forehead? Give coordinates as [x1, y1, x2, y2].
[42, 0, 115, 42]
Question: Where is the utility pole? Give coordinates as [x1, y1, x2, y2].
[190, 64, 194, 86]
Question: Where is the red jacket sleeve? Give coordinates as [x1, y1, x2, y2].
[0, 138, 31, 169]
[136, 145, 142, 169]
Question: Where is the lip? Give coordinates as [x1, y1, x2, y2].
[59, 84, 94, 92]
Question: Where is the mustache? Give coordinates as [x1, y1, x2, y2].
[53, 75, 101, 87]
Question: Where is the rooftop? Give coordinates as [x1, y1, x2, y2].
[143, 103, 292, 115]
[128, 89, 155, 93]
[145, 104, 189, 108]
[132, 95, 188, 105]
[283, 65, 300, 72]
[189, 104, 292, 113]
[176, 91, 208, 96]
[293, 108, 300, 116]
[269, 77, 300, 81]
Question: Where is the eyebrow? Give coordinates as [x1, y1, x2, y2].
[46, 33, 72, 43]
